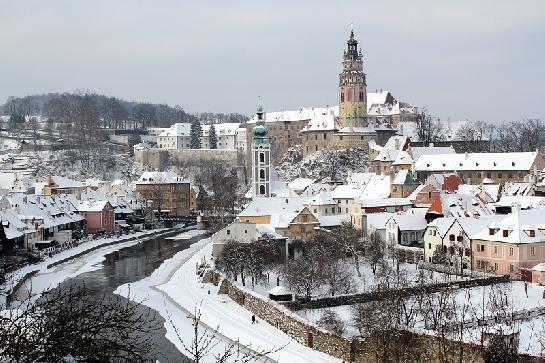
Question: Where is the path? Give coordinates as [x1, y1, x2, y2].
[116, 235, 341, 363]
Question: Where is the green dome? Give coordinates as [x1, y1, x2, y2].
[252, 123, 270, 145]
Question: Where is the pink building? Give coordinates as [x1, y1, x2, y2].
[78, 201, 115, 233]
[470, 204, 545, 281]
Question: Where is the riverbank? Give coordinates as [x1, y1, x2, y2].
[4, 227, 187, 303]
[115, 237, 341, 363]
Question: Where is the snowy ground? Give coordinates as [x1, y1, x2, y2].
[234, 258, 468, 300]
[296, 280, 545, 356]
[116, 236, 342, 363]
[5, 229, 168, 300]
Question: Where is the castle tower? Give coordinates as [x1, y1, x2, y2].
[338, 25, 367, 128]
[252, 102, 271, 197]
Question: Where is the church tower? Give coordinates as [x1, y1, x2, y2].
[338, 25, 367, 128]
[252, 102, 271, 197]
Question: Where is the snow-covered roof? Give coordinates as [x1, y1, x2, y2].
[331, 184, 364, 200]
[409, 146, 456, 161]
[78, 200, 111, 212]
[135, 171, 188, 184]
[494, 196, 545, 209]
[415, 152, 538, 172]
[267, 286, 291, 295]
[367, 90, 391, 111]
[472, 208, 545, 244]
[248, 106, 338, 124]
[388, 215, 427, 231]
[239, 196, 307, 217]
[316, 214, 350, 227]
[288, 178, 315, 192]
[300, 114, 339, 132]
[428, 217, 456, 237]
[391, 150, 414, 166]
[359, 197, 412, 208]
[158, 123, 191, 137]
[359, 174, 391, 199]
[51, 176, 83, 189]
[304, 192, 336, 206]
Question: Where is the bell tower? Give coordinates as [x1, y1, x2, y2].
[338, 25, 367, 128]
[251, 101, 271, 198]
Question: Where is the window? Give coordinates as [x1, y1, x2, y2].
[259, 169, 265, 180]
[315, 145, 318, 151]
[529, 230, 536, 237]
[323, 133, 327, 139]
[226, 229, 230, 235]
[433, 230, 437, 236]
[489, 228, 495, 235]
[531, 246, 536, 256]
[314, 209, 317, 213]
[508, 173, 513, 179]
[340, 136, 343, 141]
[494, 263, 498, 271]
[449, 234, 455, 241]
[509, 247, 514, 256]
[509, 264, 514, 273]
[465, 248, 471, 257]
[429, 230, 433, 235]
[259, 185, 266, 195]
[503, 230, 509, 237]
[477, 244, 485, 252]
[315, 134, 318, 140]
[494, 246, 498, 254]
[428, 243, 432, 249]
[487, 173, 492, 178]
[338, 207, 341, 213]
[244, 230, 247, 234]
[259, 153, 265, 163]
[498, 173, 503, 179]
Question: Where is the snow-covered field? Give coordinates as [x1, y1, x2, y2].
[116, 236, 342, 363]
[233, 258, 468, 300]
[296, 280, 545, 356]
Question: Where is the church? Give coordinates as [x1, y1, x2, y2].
[300, 27, 396, 157]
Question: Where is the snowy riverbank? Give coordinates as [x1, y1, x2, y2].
[115, 235, 342, 363]
[3, 228, 178, 301]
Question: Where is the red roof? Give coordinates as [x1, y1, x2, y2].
[442, 175, 461, 192]
[427, 197, 443, 215]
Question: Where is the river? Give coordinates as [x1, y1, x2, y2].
[50, 230, 208, 362]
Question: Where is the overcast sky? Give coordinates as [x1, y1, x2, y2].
[1, 1, 544, 122]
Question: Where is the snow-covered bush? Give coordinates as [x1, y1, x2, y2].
[276, 145, 370, 182]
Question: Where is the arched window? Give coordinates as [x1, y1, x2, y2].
[259, 153, 265, 163]
[259, 169, 265, 180]
[259, 185, 266, 195]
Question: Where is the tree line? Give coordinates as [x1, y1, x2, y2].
[2, 92, 248, 130]
[415, 108, 544, 153]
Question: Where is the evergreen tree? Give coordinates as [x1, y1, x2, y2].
[208, 123, 218, 149]
[197, 181, 208, 212]
[190, 119, 202, 149]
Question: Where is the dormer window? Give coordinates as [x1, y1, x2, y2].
[489, 228, 495, 235]
[512, 161, 515, 166]
[502, 230, 509, 237]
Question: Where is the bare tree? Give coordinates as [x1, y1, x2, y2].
[0, 285, 161, 362]
[316, 309, 345, 335]
[415, 107, 444, 145]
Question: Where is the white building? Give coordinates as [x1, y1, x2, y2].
[236, 127, 247, 153]
[201, 123, 240, 149]
[157, 123, 191, 149]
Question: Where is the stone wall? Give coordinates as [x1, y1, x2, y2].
[214, 273, 352, 361]
[285, 275, 510, 311]
[134, 148, 240, 170]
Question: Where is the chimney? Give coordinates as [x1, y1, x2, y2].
[512, 202, 521, 219]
